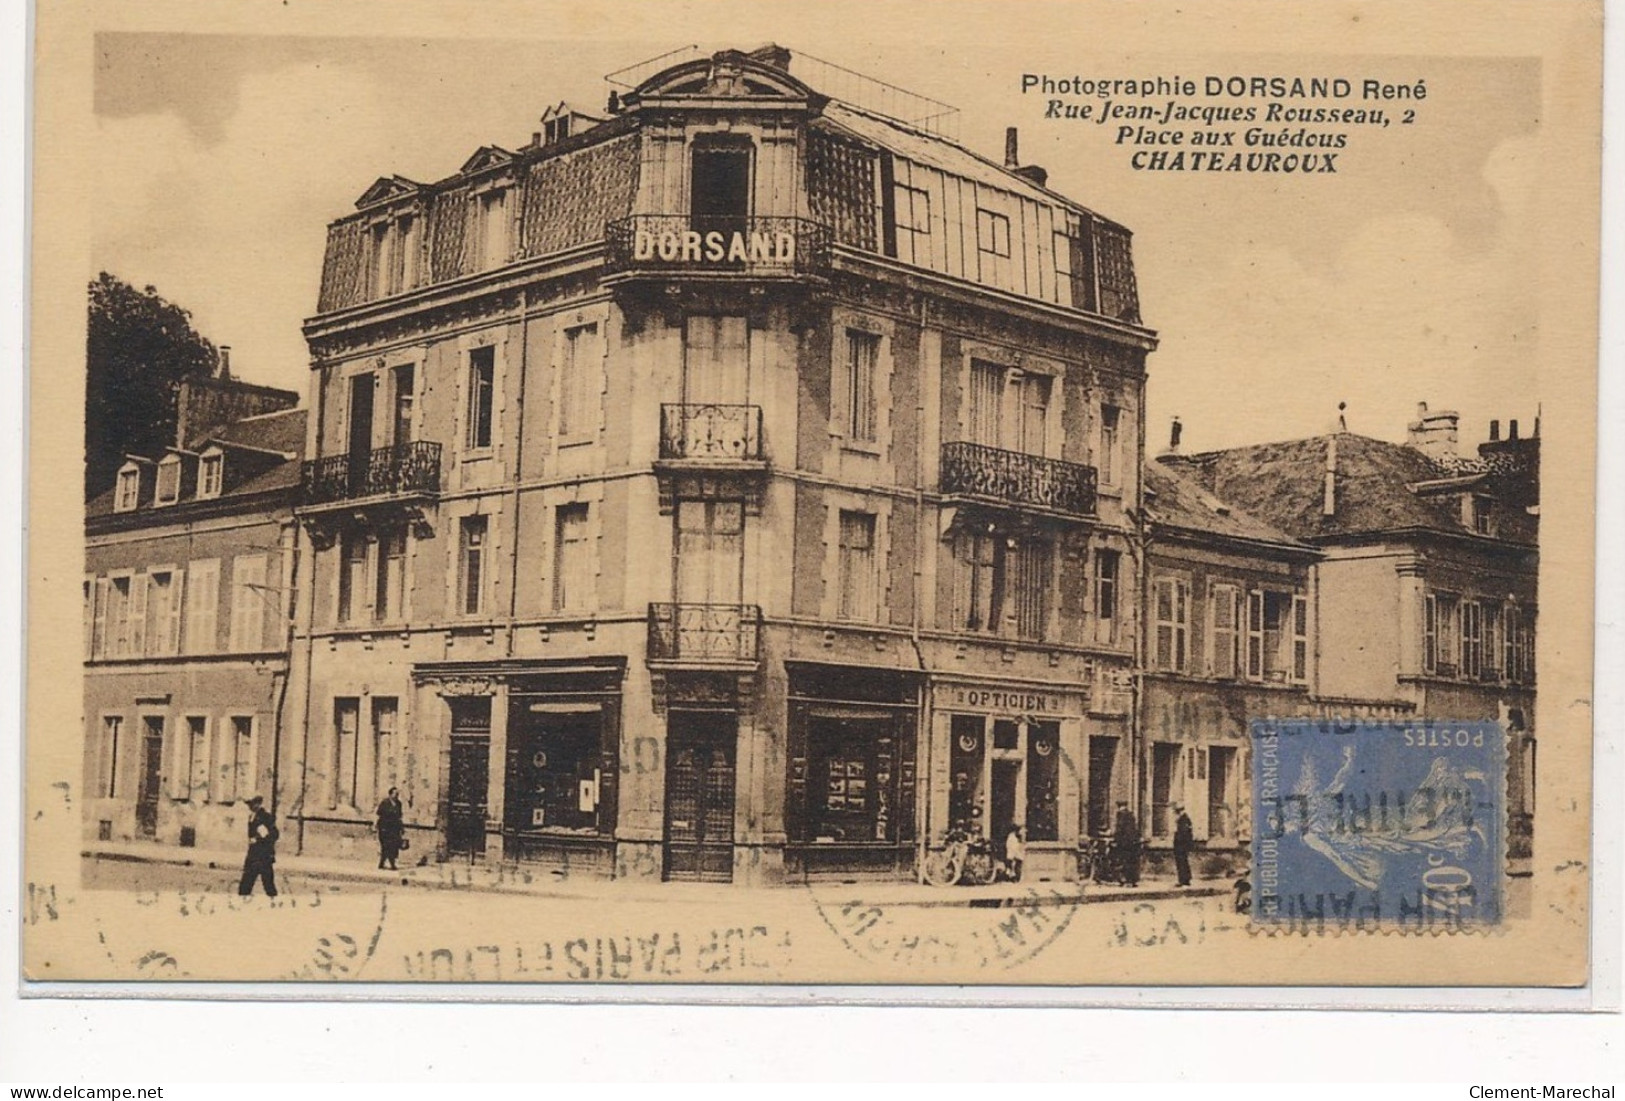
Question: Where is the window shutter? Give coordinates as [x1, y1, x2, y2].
[93, 577, 110, 659]
[1424, 593, 1437, 674]
[165, 568, 185, 656]
[127, 573, 149, 657]
[1246, 589, 1264, 680]
[167, 722, 188, 800]
[1291, 594, 1309, 682]
[187, 560, 219, 655]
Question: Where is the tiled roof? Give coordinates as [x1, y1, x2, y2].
[1145, 460, 1312, 552]
[208, 407, 306, 456]
[1168, 432, 1533, 545]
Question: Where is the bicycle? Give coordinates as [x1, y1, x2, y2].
[1075, 836, 1111, 884]
[923, 826, 1001, 887]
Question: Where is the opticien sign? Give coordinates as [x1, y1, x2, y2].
[633, 228, 797, 264]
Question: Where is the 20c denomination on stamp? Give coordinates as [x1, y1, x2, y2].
[1251, 719, 1505, 932]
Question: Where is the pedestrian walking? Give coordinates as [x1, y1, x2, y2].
[375, 787, 405, 870]
[1110, 802, 1141, 887]
[238, 795, 279, 898]
[1173, 803, 1194, 887]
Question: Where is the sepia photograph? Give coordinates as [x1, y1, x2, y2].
[18, 0, 1606, 1003]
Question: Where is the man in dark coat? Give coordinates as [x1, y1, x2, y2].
[1111, 802, 1141, 887]
[375, 787, 405, 870]
[238, 795, 279, 898]
[1172, 803, 1195, 887]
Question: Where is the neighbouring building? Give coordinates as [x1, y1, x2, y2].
[83, 366, 303, 852]
[291, 45, 1155, 882]
[1165, 405, 1540, 863]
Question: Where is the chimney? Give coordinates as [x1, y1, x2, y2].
[1167, 417, 1183, 454]
[1323, 435, 1338, 517]
[1005, 127, 1019, 169]
[1014, 164, 1049, 187]
[1508, 419, 1519, 441]
[1489, 419, 1500, 442]
[1406, 400, 1460, 463]
[217, 345, 232, 380]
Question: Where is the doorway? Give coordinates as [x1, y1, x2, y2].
[663, 711, 737, 882]
[1087, 735, 1118, 837]
[690, 135, 752, 238]
[1208, 745, 1237, 840]
[446, 736, 489, 857]
[137, 717, 163, 838]
[1150, 742, 1180, 839]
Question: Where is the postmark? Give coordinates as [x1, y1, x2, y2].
[1250, 719, 1505, 931]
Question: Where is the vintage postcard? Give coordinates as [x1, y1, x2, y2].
[23, 0, 1603, 989]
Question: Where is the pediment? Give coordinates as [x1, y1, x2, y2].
[459, 145, 519, 175]
[355, 175, 423, 209]
[633, 51, 815, 102]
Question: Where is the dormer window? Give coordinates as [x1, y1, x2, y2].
[154, 456, 181, 507]
[198, 451, 224, 500]
[114, 465, 140, 512]
[1470, 495, 1493, 535]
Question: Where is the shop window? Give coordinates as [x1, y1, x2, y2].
[1153, 576, 1190, 672]
[808, 714, 900, 843]
[98, 716, 122, 799]
[844, 330, 879, 444]
[1026, 722, 1060, 841]
[552, 504, 591, 612]
[837, 510, 878, 621]
[465, 346, 495, 451]
[508, 709, 603, 832]
[459, 516, 487, 615]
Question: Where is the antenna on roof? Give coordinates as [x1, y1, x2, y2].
[1337, 401, 1347, 432]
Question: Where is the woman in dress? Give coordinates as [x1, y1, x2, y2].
[375, 786, 405, 870]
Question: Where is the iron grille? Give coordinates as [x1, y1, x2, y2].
[301, 441, 442, 506]
[939, 441, 1098, 516]
[659, 403, 763, 462]
[647, 603, 762, 664]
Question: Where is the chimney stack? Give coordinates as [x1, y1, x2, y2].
[1323, 435, 1338, 517]
[218, 345, 233, 380]
[1406, 400, 1460, 463]
[1005, 127, 1019, 169]
[1167, 416, 1183, 454]
[1489, 419, 1500, 442]
[1508, 419, 1519, 441]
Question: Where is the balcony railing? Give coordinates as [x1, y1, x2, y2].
[940, 441, 1098, 516]
[301, 441, 442, 507]
[659, 403, 764, 463]
[647, 603, 762, 665]
[606, 215, 831, 278]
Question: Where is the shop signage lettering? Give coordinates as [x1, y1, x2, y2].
[954, 688, 1063, 714]
[633, 228, 796, 265]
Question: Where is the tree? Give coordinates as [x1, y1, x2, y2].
[85, 273, 218, 499]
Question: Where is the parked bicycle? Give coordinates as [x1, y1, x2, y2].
[923, 825, 1002, 887]
[1075, 836, 1111, 884]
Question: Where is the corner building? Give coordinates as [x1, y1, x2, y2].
[294, 46, 1155, 883]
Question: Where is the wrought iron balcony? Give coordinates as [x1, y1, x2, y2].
[939, 441, 1098, 517]
[606, 215, 831, 278]
[301, 441, 442, 508]
[659, 403, 764, 464]
[647, 603, 762, 665]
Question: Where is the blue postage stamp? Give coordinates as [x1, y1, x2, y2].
[1250, 719, 1505, 931]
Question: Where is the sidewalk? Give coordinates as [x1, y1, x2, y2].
[83, 840, 1230, 908]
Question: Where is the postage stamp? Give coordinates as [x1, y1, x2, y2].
[1251, 720, 1505, 931]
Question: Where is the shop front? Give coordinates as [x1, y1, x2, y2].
[783, 662, 920, 881]
[926, 678, 1104, 882]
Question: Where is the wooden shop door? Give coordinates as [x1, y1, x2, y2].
[663, 712, 737, 883]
